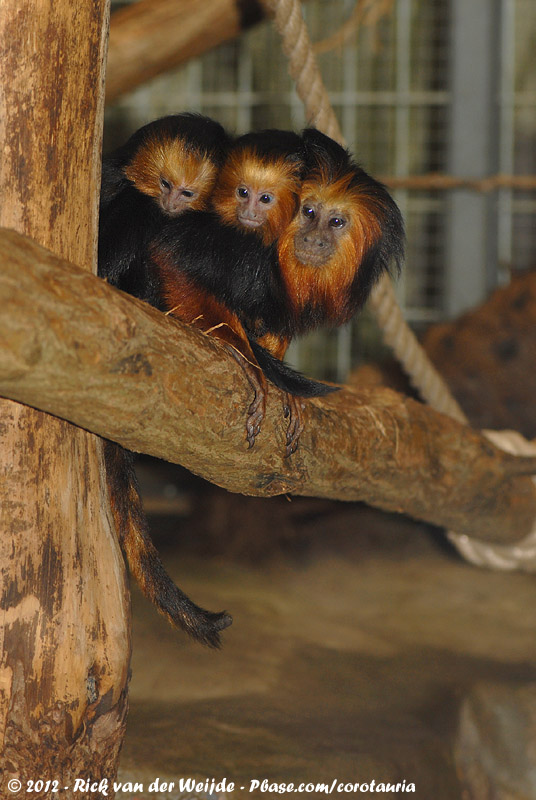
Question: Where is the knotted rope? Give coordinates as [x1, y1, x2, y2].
[261, 0, 536, 570]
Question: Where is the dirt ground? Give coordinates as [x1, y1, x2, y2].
[117, 485, 536, 800]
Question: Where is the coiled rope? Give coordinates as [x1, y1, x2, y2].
[262, 0, 536, 570]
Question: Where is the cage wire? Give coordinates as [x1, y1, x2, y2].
[105, 0, 536, 382]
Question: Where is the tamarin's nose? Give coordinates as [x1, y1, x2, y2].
[303, 235, 326, 248]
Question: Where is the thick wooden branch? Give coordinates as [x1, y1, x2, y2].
[106, 0, 266, 103]
[1, 227, 536, 548]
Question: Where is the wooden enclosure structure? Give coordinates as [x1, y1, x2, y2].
[1, 0, 536, 795]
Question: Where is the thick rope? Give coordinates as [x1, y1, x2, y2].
[369, 274, 467, 421]
[263, 0, 343, 139]
[448, 431, 536, 570]
[262, 0, 536, 569]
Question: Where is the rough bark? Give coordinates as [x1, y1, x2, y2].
[106, 0, 266, 103]
[0, 1, 131, 796]
[1, 227, 535, 548]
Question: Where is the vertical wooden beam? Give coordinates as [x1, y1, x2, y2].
[0, 0, 131, 793]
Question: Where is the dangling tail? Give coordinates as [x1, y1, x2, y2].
[248, 338, 339, 398]
[104, 442, 232, 647]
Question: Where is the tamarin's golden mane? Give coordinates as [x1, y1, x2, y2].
[124, 133, 218, 210]
[278, 168, 383, 323]
[211, 148, 301, 245]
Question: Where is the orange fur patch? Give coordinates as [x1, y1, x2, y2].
[155, 254, 256, 359]
[256, 332, 290, 360]
[124, 133, 218, 209]
[212, 148, 301, 245]
[278, 170, 384, 322]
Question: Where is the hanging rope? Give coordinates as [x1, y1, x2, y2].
[449, 430, 536, 570]
[261, 0, 536, 570]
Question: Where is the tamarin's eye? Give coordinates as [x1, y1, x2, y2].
[182, 189, 195, 198]
[237, 186, 249, 199]
[259, 193, 273, 204]
[329, 216, 346, 228]
[160, 177, 172, 191]
[302, 205, 315, 219]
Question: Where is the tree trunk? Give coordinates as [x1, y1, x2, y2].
[106, 0, 266, 103]
[1, 228, 535, 548]
[0, 1, 131, 796]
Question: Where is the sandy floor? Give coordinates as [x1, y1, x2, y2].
[117, 501, 536, 800]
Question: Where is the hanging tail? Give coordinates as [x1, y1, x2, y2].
[248, 338, 339, 398]
[104, 442, 232, 647]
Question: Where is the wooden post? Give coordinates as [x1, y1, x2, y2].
[0, 1, 131, 794]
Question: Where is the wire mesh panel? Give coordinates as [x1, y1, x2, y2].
[105, 0, 536, 380]
[509, 0, 536, 272]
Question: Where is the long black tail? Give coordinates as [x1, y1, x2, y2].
[103, 442, 232, 647]
[248, 338, 339, 398]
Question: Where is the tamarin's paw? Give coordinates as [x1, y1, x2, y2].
[284, 395, 305, 457]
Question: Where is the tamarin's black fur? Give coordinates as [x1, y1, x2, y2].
[99, 114, 233, 647]
[153, 212, 336, 452]
[98, 112, 231, 304]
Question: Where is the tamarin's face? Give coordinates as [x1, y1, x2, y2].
[276, 171, 386, 320]
[293, 199, 349, 267]
[212, 149, 301, 245]
[290, 174, 382, 269]
[124, 133, 219, 216]
[234, 182, 276, 231]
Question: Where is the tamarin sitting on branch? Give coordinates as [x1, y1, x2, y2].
[99, 114, 233, 647]
[252, 127, 405, 351]
[153, 129, 337, 453]
[98, 117, 403, 646]
[98, 112, 231, 304]
[150, 127, 404, 451]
